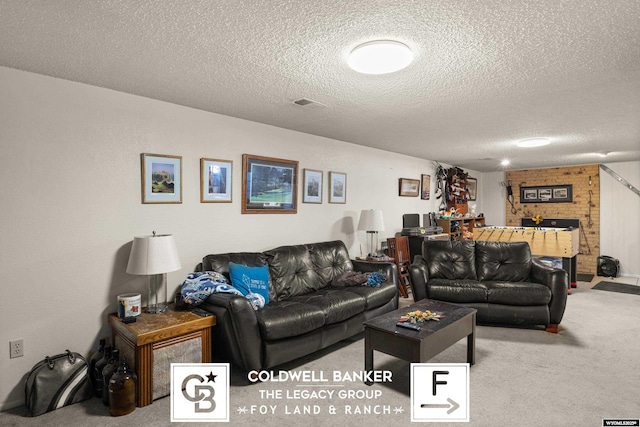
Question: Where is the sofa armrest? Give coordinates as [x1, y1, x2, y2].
[352, 259, 398, 286]
[199, 293, 264, 372]
[409, 256, 429, 302]
[531, 259, 568, 325]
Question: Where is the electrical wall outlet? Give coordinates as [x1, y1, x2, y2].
[10, 339, 24, 358]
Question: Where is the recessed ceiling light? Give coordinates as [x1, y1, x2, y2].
[517, 138, 551, 148]
[501, 159, 511, 166]
[348, 40, 413, 75]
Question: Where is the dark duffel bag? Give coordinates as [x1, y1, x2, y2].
[25, 349, 93, 416]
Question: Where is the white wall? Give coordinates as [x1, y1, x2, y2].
[0, 66, 484, 409]
[600, 161, 640, 278]
[478, 171, 507, 226]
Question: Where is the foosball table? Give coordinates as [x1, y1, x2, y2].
[474, 226, 579, 293]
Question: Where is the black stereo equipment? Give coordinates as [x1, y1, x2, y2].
[401, 226, 443, 236]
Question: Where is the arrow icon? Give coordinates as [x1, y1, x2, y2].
[421, 398, 460, 414]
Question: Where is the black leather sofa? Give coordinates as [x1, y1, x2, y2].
[409, 240, 567, 332]
[198, 240, 398, 372]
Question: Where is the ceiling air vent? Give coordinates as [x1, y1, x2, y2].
[293, 98, 326, 109]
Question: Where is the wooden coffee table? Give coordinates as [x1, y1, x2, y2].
[363, 299, 476, 384]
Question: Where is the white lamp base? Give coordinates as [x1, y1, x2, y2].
[366, 231, 379, 257]
[147, 273, 168, 314]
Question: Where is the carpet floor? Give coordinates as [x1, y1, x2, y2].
[2, 278, 639, 426]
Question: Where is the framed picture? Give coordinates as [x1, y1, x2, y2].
[200, 158, 232, 203]
[520, 185, 573, 203]
[467, 177, 477, 201]
[553, 187, 568, 199]
[303, 169, 323, 203]
[399, 178, 420, 197]
[242, 154, 298, 214]
[421, 174, 431, 200]
[523, 189, 538, 200]
[328, 171, 347, 204]
[140, 153, 182, 204]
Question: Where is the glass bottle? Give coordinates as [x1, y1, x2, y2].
[109, 357, 136, 416]
[93, 345, 112, 398]
[88, 338, 105, 392]
[101, 349, 120, 406]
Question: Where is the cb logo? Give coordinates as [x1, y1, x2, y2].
[182, 374, 216, 412]
[171, 363, 230, 422]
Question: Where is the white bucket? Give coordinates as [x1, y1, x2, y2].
[117, 293, 141, 318]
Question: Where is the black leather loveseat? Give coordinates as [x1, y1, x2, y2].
[409, 240, 567, 332]
[198, 240, 398, 372]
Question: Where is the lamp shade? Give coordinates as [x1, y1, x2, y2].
[357, 209, 385, 232]
[126, 234, 181, 275]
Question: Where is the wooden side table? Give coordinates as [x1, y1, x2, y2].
[108, 306, 216, 407]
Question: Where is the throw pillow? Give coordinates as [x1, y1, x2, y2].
[228, 262, 270, 305]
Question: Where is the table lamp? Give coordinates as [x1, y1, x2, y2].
[126, 231, 181, 313]
[357, 209, 385, 257]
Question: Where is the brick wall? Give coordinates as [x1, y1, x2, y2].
[505, 164, 599, 275]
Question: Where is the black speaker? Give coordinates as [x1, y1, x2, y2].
[597, 255, 620, 278]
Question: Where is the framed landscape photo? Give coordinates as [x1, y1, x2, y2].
[421, 174, 431, 200]
[303, 169, 323, 203]
[242, 154, 298, 214]
[141, 153, 182, 204]
[200, 158, 232, 203]
[399, 178, 420, 197]
[328, 171, 347, 204]
[520, 184, 572, 203]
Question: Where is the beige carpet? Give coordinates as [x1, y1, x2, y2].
[2, 277, 639, 426]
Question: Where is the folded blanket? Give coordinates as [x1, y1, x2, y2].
[181, 271, 265, 310]
[331, 271, 386, 287]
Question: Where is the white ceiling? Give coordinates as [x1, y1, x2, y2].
[1, 0, 639, 172]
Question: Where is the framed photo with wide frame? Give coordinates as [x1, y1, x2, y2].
[399, 178, 420, 197]
[421, 174, 431, 200]
[520, 184, 573, 203]
[242, 154, 298, 214]
[303, 169, 323, 204]
[328, 171, 347, 204]
[141, 153, 182, 204]
[200, 158, 232, 203]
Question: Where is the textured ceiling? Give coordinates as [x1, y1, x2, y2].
[1, 0, 639, 171]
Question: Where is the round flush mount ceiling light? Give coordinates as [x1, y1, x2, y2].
[517, 138, 551, 148]
[348, 40, 414, 75]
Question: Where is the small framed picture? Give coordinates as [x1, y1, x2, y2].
[399, 178, 420, 197]
[421, 174, 431, 200]
[200, 158, 232, 203]
[242, 154, 298, 214]
[303, 169, 323, 203]
[523, 189, 538, 200]
[539, 189, 552, 200]
[467, 177, 477, 201]
[553, 187, 568, 199]
[328, 171, 347, 204]
[140, 153, 182, 204]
